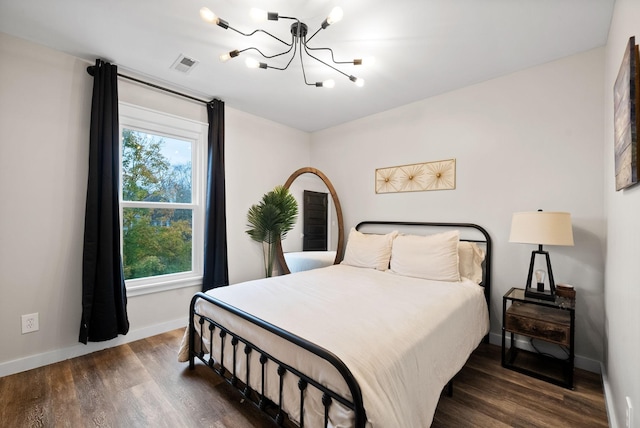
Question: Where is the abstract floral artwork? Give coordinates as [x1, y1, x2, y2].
[375, 159, 456, 193]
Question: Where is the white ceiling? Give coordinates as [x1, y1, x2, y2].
[0, 0, 614, 132]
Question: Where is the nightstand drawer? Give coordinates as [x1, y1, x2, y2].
[505, 302, 571, 346]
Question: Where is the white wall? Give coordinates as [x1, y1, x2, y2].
[0, 32, 310, 376]
[0, 32, 93, 373]
[311, 48, 606, 371]
[603, 1, 640, 427]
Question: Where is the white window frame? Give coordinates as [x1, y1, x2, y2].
[119, 102, 207, 296]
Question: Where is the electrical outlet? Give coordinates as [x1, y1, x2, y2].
[627, 396, 633, 428]
[21, 313, 39, 334]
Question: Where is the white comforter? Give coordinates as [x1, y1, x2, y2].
[180, 264, 489, 427]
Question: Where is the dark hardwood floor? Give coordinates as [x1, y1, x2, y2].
[0, 329, 608, 427]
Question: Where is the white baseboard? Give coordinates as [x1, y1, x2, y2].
[488, 331, 602, 374]
[0, 318, 187, 378]
[600, 362, 619, 428]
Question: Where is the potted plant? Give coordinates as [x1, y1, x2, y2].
[246, 185, 298, 277]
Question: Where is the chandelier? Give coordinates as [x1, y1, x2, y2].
[199, 6, 370, 88]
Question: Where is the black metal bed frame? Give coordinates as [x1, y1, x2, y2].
[188, 221, 492, 427]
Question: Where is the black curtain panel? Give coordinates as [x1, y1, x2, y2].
[79, 59, 129, 344]
[202, 99, 229, 291]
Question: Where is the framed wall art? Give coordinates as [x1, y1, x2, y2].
[613, 36, 640, 191]
[375, 159, 456, 194]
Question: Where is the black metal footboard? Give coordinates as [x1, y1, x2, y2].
[188, 292, 367, 428]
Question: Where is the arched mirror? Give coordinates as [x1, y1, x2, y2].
[277, 167, 344, 274]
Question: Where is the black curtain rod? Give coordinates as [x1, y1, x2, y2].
[86, 65, 210, 105]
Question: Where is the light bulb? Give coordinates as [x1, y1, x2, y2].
[245, 58, 267, 69]
[349, 75, 365, 87]
[245, 58, 260, 69]
[219, 50, 239, 62]
[326, 7, 344, 25]
[534, 269, 546, 292]
[250, 8, 267, 22]
[354, 57, 375, 66]
[199, 7, 219, 24]
[322, 79, 335, 88]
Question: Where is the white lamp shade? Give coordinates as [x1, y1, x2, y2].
[509, 211, 574, 246]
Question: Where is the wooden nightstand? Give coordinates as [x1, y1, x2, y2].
[501, 287, 575, 389]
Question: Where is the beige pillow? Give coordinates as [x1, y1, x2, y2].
[341, 228, 398, 270]
[458, 241, 485, 284]
[390, 230, 460, 281]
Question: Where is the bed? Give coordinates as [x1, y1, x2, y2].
[179, 221, 491, 427]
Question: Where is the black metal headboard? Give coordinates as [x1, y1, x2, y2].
[355, 221, 492, 323]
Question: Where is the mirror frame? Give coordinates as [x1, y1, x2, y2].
[277, 167, 345, 274]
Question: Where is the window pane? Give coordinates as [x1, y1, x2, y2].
[123, 208, 193, 280]
[122, 129, 192, 203]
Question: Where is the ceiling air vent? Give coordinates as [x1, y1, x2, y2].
[171, 54, 199, 74]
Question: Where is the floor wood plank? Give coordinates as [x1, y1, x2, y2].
[0, 329, 608, 427]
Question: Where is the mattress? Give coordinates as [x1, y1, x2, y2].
[179, 264, 489, 427]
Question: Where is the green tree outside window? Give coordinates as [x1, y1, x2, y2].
[121, 129, 193, 280]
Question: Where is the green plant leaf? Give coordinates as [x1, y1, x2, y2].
[246, 185, 299, 276]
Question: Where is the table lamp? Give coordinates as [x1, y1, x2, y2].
[509, 210, 574, 301]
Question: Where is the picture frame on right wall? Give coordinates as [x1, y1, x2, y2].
[613, 36, 640, 191]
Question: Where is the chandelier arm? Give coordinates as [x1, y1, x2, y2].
[306, 27, 323, 44]
[298, 42, 315, 86]
[302, 43, 351, 79]
[240, 43, 294, 60]
[228, 26, 292, 47]
[305, 45, 355, 64]
[265, 39, 298, 71]
[295, 21, 317, 85]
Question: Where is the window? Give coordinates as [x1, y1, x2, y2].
[119, 103, 207, 296]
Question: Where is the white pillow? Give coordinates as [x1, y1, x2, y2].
[390, 230, 460, 281]
[458, 241, 485, 284]
[341, 228, 398, 270]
